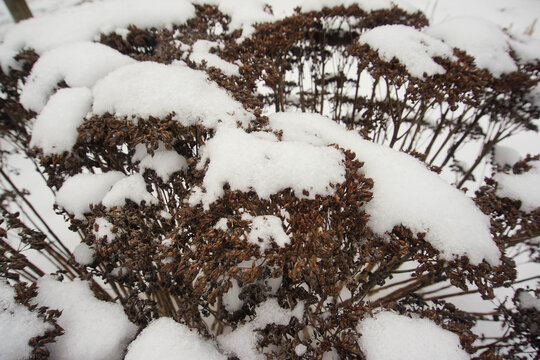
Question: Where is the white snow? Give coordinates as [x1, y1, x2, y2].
[56, 171, 126, 219]
[494, 160, 540, 212]
[188, 127, 346, 209]
[269, 112, 501, 265]
[294, 344, 307, 356]
[359, 24, 455, 78]
[426, 18, 518, 76]
[0, 0, 195, 72]
[125, 317, 225, 360]
[222, 279, 243, 312]
[72, 243, 95, 265]
[517, 291, 540, 311]
[92, 62, 252, 128]
[357, 311, 470, 360]
[20, 42, 134, 113]
[93, 217, 117, 242]
[189, 40, 240, 77]
[493, 146, 521, 168]
[218, 298, 304, 360]
[214, 218, 229, 232]
[133, 144, 187, 182]
[242, 214, 290, 252]
[101, 174, 158, 209]
[29, 87, 92, 155]
[33, 277, 137, 360]
[0, 280, 53, 360]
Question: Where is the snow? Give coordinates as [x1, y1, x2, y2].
[56, 171, 125, 219]
[359, 24, 455, 78]
[242, 214, 290, 252]
[29, 87, 92, 155]
[517, 291, 540, 311]
[357, 311, 470, 360]
[188, 127, 346, 209]
[189, 40, 240, 77]
[214, 218, 229, 232]
[92, 62, 252, 128]
[294, 344, 307, 356]
[269, 112, 501, 265]
[0, 0, 195, 72]
[72, 243, 95, 265]
[133, 144, 188, 182]
[492, 145, 521, 168]
[0, 280, 53, 360]
[494, 160, 540, 212]
[93, 217, 117, 243]
[299, 0, 415, 13]
[222, 279, 243, 312]
[33, 276, 137, 360]
[218, 298, 304, 360]
[20, 42, 134, 113]
[426, 18, 518, 76]
[125, 317, 225, 360]
[101, 174, 158, 209]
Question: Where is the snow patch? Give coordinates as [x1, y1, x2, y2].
[133, 143, 187, 182]
[33, 277, 137, 360]
[92, 62, 251, 128]
[190, 40, 240, 76]
[242, 214, 290, 252]
[494, 160, 540, 212]
[125, 317, 225, 360]
[360, 24, 455, 78]
[73, 243, 95, 265]
[101, 174, 158, 209]
[29, 87, 92, 155]
[357, 311, 470, 360]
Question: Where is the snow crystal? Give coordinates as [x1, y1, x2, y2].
[73, 243, 95, 265]
[29, 87, 92, 155]
[494, 160, 540, 212]
[33, 277, 137, 360]
[357, 311, 470, 360]
[56, 171, 125, 219]
[517, 291, 540, 311]
[359, 24, 455, 78]
[0, 280, 52, 360]
[20, 42, 134, 112]
[93, 217, 117, 242]
[269, 112, 501, 265]
[426, 17, 517, 77]
[132, 144, 187, 182]
[101, 174, 158, 209]
[126, 317, 225, 360]
[218, 298, 304, 360]
[190, 40, 240, 76]
[188, 127, 346, 209]
[0, 0, 195, 72]
[92, 62, 251, 128]
[242, 214, 290, 252]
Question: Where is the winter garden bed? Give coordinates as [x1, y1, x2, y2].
[1, 0, 539, 359]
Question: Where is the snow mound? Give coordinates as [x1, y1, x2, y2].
[33, 277, 137, 360]
[188, 127, 346, 209]
[133, 143, 188, 182]
[125, 317, 225, 360]
[189, 40, 240, 76]
[20, 42, 134, 113]
[357, 311, 470, 360]
[218, 298, 304, 360]
[29, 87, 92, 155]
[494, 160, 540, 212]
[242, 214, 290, 252]
[56, 171, 125, 219]
[92, 62, 252, 128]
[269, 112, 501, 265]
[0, 280, 53, 360]
[93, 217, 117, 243]
[359, 24, 455, 78]
[0, 0, 195, 72]
[101, 174, 158, 209]
[517, 291, 540, 311]
[73, 243, 95, 265]
[426, 17, 517, 76]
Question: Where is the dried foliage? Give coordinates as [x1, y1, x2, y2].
[1, 3, 539, 360]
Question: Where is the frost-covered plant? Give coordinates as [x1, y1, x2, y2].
[1, 1, 540, 360]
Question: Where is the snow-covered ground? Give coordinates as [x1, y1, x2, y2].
[0, 0, 539, 359]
